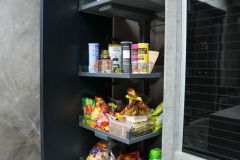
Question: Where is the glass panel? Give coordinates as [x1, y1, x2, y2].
[183, 0, 240, 159]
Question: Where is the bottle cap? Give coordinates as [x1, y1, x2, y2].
[132, 44, 138, 49]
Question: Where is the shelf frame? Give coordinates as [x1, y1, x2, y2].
[78, 72, 162, 79]
[79, 123, 161, 145]
[78, 0, 165, 22]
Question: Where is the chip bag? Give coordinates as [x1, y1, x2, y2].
[82, 98, 95, 125]
[86, 141, 115, 160]
[150, 102, 163, 132]
[96, 114, 110, 131]
[116, 151, 141, 160]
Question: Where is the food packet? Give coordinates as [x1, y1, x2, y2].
[86, 141, 115, 160]
[151, 102, 163, 116]
[108, 97, 125, 113]
[116, 151, 141, 160]
[82, 98, 95, 125]
[91, 104, 102, 121]
[96, 113, 110, 131]
[95, 96, 109, 113]
[91, 97, 109, 127]
[150, 102, 163, 132]
[82, 98, 94, 106]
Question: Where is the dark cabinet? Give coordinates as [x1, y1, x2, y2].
[41, 0, 164, 159]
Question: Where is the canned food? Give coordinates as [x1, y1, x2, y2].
[88, 43, 99, 73]
[121, 41, 132, 73]
[138, 43, 149, 73]
[131, 44, 138, 73]
[109, 44, 122, 73]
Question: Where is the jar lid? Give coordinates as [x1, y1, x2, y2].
[132, 44, 138, 49]
[100, 50, 110, 59]
[88, 43, 99, 45]
[121, 41, 132, 44]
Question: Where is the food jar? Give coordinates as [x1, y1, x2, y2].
[98, 59, 112, 73]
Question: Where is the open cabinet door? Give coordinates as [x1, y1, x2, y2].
[40, 0, 112, 159]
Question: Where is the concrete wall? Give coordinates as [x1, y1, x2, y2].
[0, 0, 40, 159]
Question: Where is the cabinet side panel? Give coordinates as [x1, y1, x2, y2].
[41, 0, 112, 159]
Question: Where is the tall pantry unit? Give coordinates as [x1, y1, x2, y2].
[41, 0, 165, 159]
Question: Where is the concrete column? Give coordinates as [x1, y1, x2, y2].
[162, 0, 184, 159]
[0, 0, 40, 159]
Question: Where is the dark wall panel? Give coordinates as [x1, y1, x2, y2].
[41, 0, 112, 159]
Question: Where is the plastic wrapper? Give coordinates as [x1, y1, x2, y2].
[96, 114, 110, 131]
[130, 120, 154, 136]
[150, 102, 163, 132]
[108, 97, 125, 113]
[151, 114, 163, 132]
[86, 141, 115, 160]
[90, 97, 109, 122]
[82, 98, 95, 125]
[125, 115, 149, 123]
[151, 102, 163, 116]
[116, 151, 141, 160]
[109, 118, 132, 138]
[91, 105, 101, 121]
[95, 96, 109, 113]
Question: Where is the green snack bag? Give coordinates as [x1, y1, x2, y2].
[82, 97, 94, 106]
[150, 103, 163, 132]
[151, 102, 163, 116]
[82, 98, 95, 125]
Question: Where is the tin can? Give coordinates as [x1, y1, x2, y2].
[109, 44, 122, 73]
[121, 41, 132, 73]
[131, 44, 138, 73]
[88, 43, 99, 73]
[138, 43, 149, 73]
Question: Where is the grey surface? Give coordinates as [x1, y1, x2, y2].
[212, 106, 240, 120]
[162, 0, 207, 160]
[162, 0, 186, 159]
[0, 0, 40, 160]
[78, 71, 162, 79]
[79, 0, 165, 12]
[79, 123, 161, 145]
[79, 0, 164, 21]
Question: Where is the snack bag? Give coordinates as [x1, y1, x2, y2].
[82, 98, 95, 125]
[116, 151, 141, 160]
[95, 96, 109, 113]
[96, 114, 110, 131]
[86, 141, 115, 160]
[91, 105, 101, 121]
[151, 102, 163, 116]
[150, 102, 163, 132]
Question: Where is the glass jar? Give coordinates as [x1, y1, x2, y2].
[98, 59, 112, 73]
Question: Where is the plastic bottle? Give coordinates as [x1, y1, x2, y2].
[149, 148, 161, 160]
